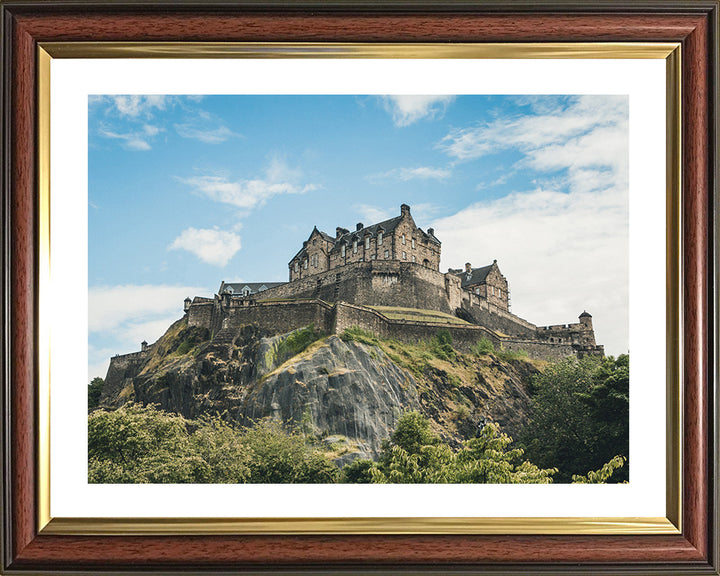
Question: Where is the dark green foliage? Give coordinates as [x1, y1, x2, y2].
[174, 326, 210, 356]
[88, 377, 104, 409]
[344, 411, 556, 484]
[519, 355, 629, 483]
[275, 324, 323, 362]
[241, 420, 339, 483]
[340, 326, 380, 346]
[472, 337, 495, 356]
[429, 330, 456, 361]
[88, 404, 338, 484]
[341, 458, 377, 483]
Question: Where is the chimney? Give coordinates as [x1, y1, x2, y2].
[303, 241, 308, 247]
[400, 203, 410, 216]
[465, 262, 472, 273]
[428, 228, 434, 236]
[356, 222, 363, 231]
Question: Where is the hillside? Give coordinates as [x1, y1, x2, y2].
[99, 316, 545, 464]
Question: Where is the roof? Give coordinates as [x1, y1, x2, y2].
[454, 264, 494, 288]
[290, 227, 336, 262]
[331, 215, 403, 251]
[219, 281, 286, 295]
[579, 310, 592, 318]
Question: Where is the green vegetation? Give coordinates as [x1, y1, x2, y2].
[88, 377, 104, 409]
[519, 354, 629, 482]
[571, 455, 626, 484]
[275, 324, 324, 363]
[472, 337, 495, 356]
[88, 403, 338, 484]
[342, 411, 556, 484]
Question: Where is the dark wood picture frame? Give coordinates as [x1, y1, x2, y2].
[1, 1, 717, 573]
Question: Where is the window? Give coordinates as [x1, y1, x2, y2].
[402, 251, 407, 260]
[412, 255, 416, 262]
[411, 238, 415, 249]
[341, 244, 346, 257]
[303, 260, 308, 269]
[371, 254, 376, 260]
[475, 287, 480, 295]
[353, 240, 358, 254]
[365, 236, 370, 250]
[294, 262, 298, 272]
[384, 250, 389, 259]
[378, 231, 383, 245]
[401, 234, 406, 245]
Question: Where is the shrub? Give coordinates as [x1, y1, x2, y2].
[472, 337, 495, 356]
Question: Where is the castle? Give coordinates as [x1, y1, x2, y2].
[175, 204, 603, 360]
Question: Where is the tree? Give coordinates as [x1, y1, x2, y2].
[88, 403, 210, 483]
[88, 377, 104, 410]
[343, 411, 556, 484]
[88, 404, 338, 484]
[519, 355, 629, 482]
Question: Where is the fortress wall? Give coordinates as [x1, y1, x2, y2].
[223, 300, 335, 334]
[499, 338, 577, 361]
[100, 352, 145, 406]
[461, 294, 537, 337]
[255, 260, 457, 314]
[187, 300, 216, 329]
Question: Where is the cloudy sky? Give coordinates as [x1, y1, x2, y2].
[88, 94, 629, 381]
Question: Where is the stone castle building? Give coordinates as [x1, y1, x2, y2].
[114, 204, 603, 372]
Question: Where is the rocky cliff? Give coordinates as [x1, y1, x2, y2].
[100, 317, 542, 463]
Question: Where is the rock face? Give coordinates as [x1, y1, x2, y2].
[100, 318, 539, 462]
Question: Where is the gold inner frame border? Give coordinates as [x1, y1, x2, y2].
[36, 41, 682, 536]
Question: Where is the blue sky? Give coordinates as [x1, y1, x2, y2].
[88, 94, 629, 380]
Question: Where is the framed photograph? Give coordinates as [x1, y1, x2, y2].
[1, 1, 717, 574]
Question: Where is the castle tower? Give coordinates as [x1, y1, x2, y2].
[184, 297, 192, 312]
[579, 310, 593, 329]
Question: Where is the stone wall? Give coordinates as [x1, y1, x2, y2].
[460, 293, 537, 337]
[254, 260, 459, 315]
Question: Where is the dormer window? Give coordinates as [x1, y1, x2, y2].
[303, 259, 308, 269]
[365, 236, 370, 250]
[341, 244, 346, 257]
[353, 239, 358, 253]
[294, 262, 299, 272]
[378, 231, 383, 245]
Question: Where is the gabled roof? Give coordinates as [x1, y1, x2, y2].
[219, 281, 286, 295]
[290, 227, 336, 262]
[455, 264, 494, 288]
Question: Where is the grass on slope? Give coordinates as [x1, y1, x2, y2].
[368, 305, 469, 325]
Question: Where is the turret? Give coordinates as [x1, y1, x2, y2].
[183, 297, 192, 312]
[579, 310, 593, 329]
[141, 340, 148, 352]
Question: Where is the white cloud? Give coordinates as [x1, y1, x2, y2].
[98, 124, 162, 151]
[106, 95, 169, 118]
[174, 121, 240, 144]
[169, 227, 241, 267]
[178, 158, 317, 210]
[433, 96, 629, 355]
[354, 204, 392, 223]
[89, 284, 207, 333]
[439, 96, 628, 173]
[373, 166, 451, 181]
[382, 95, 455, 127]
[434, 184, 628, 356]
